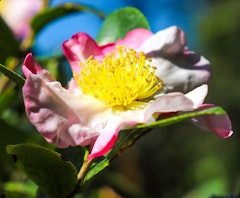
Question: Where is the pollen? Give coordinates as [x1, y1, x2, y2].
[74, 46, 163, 107]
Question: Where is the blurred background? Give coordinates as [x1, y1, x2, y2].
[0, 0, 239, 197]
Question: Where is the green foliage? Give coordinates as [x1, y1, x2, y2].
[0, 64, 25, 87]
[6, 144, 78, 198]
[83, 158, 110, 184]
[3, 181, 37, 198]
[0, 17, 20, 63]
[0, 88, 17, 114]
[96, 7, 149, 45]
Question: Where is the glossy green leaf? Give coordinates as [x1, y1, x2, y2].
[0, 16, 20, 63]
[96, 7, 149, 45]
[31, 3, 104, 37]
[7, 144, 78, 198]
[83, 158, 109, 184]
[0, 64, 25, 87]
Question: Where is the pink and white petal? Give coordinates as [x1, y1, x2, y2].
[88, 115, 139, 160]
[88, 116, 121, 160]
[136, 26, 211, 93]
[144, 92, 196, 121]
[150, 51, 211, 93]
[139, 26, 186, 55]
[48, 86, 112, 131]
[184, 84, 208, 108]
[22, 74, 99, 147]
[117, 28, 153, 48]
[100, 28, 153, 55]
[22, 53, 56, 82]
[189, 104, 233, 138]
[22, 53, 43, 76]
[62, 33, 104, 72]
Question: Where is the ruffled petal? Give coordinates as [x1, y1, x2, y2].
[23, 73, 113, 147]
[22, 55, 112, 147]
[62, 33, 104, 72]
[189, 104, 233, 138]
[23, 74, 83, 147]
[139, 26, 211, 93]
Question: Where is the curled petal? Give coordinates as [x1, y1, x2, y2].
[88, 116, 121, 160]
[145, 93, 195, 121]
[184, 84, 208, 108]
[62, 33, 104, 72]
[22, 53, 55, 82]
[22, 53, 43, 77]
[190, 104, 233, 138]
[139, 26, 186, 55]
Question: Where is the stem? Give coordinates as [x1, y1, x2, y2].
[77, 158, 93, 182]
[67, 158, 93, 198]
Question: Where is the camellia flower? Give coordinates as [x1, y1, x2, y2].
[22, 26, 233, 160]
[0, 0, 43, 39]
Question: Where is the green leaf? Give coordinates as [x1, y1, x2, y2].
[4, 181, 38, 197]
[0, 16, 20, 63]
[96, 7, 149, 45]
[137, 106, 226, 129]
[0, 64, 25, 87]
[83, 158, 109, 183]
[29, 3, 103, 43]
[0, 88, 17, 114]
[6, 144, 78, 198]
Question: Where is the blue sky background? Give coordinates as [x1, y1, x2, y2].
[33, 0, 209, 56]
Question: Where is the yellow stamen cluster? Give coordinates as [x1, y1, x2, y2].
[74, 46, 163, 107]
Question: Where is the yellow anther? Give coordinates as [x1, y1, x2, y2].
[74, 46, 163, 107]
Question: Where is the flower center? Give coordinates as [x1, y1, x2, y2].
[74, 46, 163, 107]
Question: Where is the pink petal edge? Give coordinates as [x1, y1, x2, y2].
[190, 104, 233, 138]
[22, 53, 43, 77]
